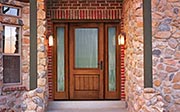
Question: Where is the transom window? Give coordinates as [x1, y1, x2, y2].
[2, 25, 21, 84]
[2, 5, 21, 17]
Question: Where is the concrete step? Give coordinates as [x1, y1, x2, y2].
[47, 101, 127, 112]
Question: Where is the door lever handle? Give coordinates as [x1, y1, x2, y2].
[99, 61, 103, 70]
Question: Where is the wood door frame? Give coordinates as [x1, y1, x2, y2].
[53, 24, 69, 99]
[53, 22, 121, 100]
[69, 23, 104, 99]
[105, 24, 121, 99]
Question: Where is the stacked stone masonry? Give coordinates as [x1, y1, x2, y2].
[123, 0, 180, 111]
[152, 0, 180, 111]
[0, 0, 30, 94]
[0, 0, 179, 112]
[0, 0, 48, 111]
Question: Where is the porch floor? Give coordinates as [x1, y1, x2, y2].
[47, 101, 127, 112]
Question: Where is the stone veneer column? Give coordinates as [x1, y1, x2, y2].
[22, 0, 48, 111]
[123, 0, 165, 111]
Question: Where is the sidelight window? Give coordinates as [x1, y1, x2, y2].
[57, 27, 65, 92]
[108, 27, 116, 91]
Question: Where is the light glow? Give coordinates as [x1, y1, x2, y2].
[49, 35, 53, 46]
[118, 34, 125, 45]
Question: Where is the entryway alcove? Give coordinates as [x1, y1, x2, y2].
[46, 0, 126, 111]
[53, 22, 122, 100]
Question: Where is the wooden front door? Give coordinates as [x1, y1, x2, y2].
[69, 23, 104, 99]
[53, 23, 120, 100]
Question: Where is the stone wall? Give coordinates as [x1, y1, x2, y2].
[122, 0, 165, 111]
[0, 0, 48, 111]
[0, 0, 30, 94]
[152, 0, 180, 111]
[123, 0, 180, 111]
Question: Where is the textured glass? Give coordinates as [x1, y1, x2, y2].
[3, 26, 19, 54]
[108, 27, 116, 91]
[2, 6, 20, 16]
[75, 28, 98, 68]
[57, 28, 65, 92]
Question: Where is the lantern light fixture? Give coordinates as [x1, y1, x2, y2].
[118, 33, 126, 45]
[48, 35, 53, 46]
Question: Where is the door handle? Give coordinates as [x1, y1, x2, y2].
[99, 61, 103, 70]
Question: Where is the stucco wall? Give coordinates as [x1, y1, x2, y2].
[123, 0, 179, 111]
[0, 0, 48, 111]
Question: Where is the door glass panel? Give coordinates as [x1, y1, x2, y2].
[75, 28, 98, 68]
[57, 27, 65, 92]
[108, 27, 116, 91]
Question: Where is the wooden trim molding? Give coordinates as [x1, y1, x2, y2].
[30, 0, 37, 90]
[143, 0, 153, 88]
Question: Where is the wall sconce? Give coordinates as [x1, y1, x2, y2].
[48, 35, 53, 46]
[118, 33, 126, 45]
